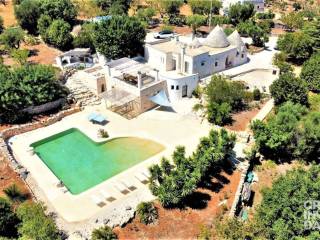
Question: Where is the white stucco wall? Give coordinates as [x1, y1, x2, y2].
[160, 73, 199, 101]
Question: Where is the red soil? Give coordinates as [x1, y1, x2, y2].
[115, 170, 241, 240]
[0, 0, 17, 27]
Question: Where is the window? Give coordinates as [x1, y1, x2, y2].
[176, 85, 179, 90]
[201, 61, 205, 66]
[241, 54, 244, 58]
[171, 85, 174, 90]
[215, 62, 218, 67]
[236, 51, 239, 57]
[184, 61, 190, 73]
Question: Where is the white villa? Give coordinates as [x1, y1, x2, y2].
[145, 26, 248, 100]
[62, 26, 249, 116]
[222, 0, 265, 13]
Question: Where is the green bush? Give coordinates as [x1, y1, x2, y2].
[0, 198, 19, 238]
[14, 0, 41, 34]
[91, 226, 117, 240]
[253, 88, 261, 101]
[46, 19, 73, 50]
[0, 64, 68, 123]
[136, 201, 158, 225]
[37, 14, 52, 42]
[300, 53, 320, 92]
[93, 15, 146, 59]
[0, 16, 4, 34]
[98, 129, 109, 138]
[73, 23, 96, 50]
[207, 102, 232, 125]
[189, 0, 221, 15]
[0, 27, 24, 49]
[3, 184, 26, 203]
[16, 202, 61, 240]
[270, 72, 308, 106]
[40, 0, 77, 24]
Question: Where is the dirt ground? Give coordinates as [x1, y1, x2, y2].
[250, 160, 302, 212]
[0, 0, 16, 27]
[3, 42, 62, 66]
[115, 170, 241, 240]
[0, 160, 31, 199]
[225, 101, 267, 132]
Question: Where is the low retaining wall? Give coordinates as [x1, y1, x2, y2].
[0, 107, 80, 140]
[229, 161, 250, 217]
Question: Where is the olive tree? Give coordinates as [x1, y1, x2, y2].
[93, 15, 146, 59]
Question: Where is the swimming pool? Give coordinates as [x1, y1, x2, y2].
[31, 128, 164, 194]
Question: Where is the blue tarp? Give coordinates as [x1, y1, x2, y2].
[149, 90, 171, 107]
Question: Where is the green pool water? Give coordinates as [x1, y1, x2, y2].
[31, 128, 164, 195]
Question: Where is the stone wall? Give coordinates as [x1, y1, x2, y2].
[0, 107, 80, 140]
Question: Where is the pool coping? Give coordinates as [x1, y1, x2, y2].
[10, 121, 172, 223]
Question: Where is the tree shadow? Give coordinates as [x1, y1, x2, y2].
[182, 191, 211, 210]
[28, 49, 39, 57]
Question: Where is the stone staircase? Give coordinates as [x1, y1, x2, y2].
[65, 72, 101, 107]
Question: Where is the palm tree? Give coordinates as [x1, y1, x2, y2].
[3, 184, 25, 203]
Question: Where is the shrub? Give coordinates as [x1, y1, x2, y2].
[0, 198, 19, 238]
[37, 14, 52, 42]
[189, 0, 221, 15]
[207, 102, 232, 125]
[0, 27, 24, 49]
[198, 225, 212, 240]
[253, 88, 261, 101]
[136, 201, 158, 225]
[161, 25, 174, 32]
[46, 19, 73, 50]
[40, 0, 78, 24]
[14, 0, 41, 34]
[277, 32, 314, 63]
[16, 202, 60, 240]
[270, 72, 308, 106]
[93, 15, 146, 59]
[73, 23, 95, 50]
[10, 49, 29, 65]
[229, 2, 255, 25]
[186, 14, 206, 34]
[3, 184, 26, 203]
[91, 226, 118, 240]
[300, 53, 320, 92]
[0, 16, 4, 34]
[0, 64, 68, 123]
[98, 129, 109, 138]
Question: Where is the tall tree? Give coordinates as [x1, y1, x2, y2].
[0, 27, 24, 49]
[93, 15, 146, 59]
[188, 0, 222, 15]
[300, 53, 320, 92]
[228, 2, 255, 25]
[14, 0, 41, 34]
[270, 72, 308, 106]
[40, 0, 78, 24]
[0, 198, 19, 238]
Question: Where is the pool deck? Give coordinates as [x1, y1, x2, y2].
[10, 101, 213, 233]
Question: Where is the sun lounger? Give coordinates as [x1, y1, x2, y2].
[91, 195, 106, 207]
[88, 112, 107, 125]
[100, 190, 116, 202]
[121, 179, 137, 191]
[114, 182, 130, 195]
[135, 172, 149, 184]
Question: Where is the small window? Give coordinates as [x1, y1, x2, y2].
[241, 54, 244, 58]
[236, 51, 239, 56]
[171, 85, 174, 90]
[201, 61, 205, 66]
[215, 62, 218, 67]
[176, 85, 179, 90]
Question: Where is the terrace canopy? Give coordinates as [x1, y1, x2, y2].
[149, 90, 171, 107]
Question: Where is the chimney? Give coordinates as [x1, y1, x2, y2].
[180, 44, 186, 73]
[137, 71, 142, 89]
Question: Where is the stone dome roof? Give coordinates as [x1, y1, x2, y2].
[227, 30, 245, 48]
[203, 25, 230, 48]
